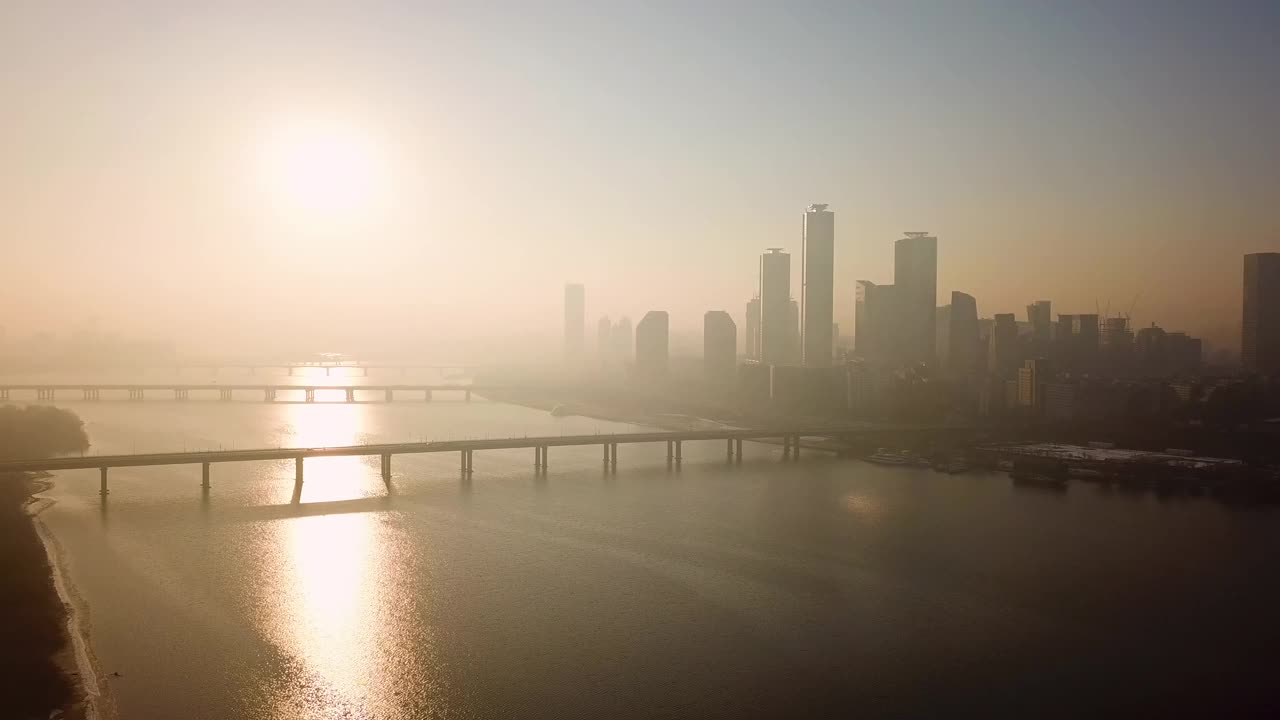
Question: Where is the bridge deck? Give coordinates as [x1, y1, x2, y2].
[0, 384, 484, 391]
[0, 426, 923, 473]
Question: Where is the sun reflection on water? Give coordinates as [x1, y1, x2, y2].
[254, 402, 431, 717]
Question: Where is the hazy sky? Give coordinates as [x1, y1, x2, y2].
[3, 1, 1277, 356]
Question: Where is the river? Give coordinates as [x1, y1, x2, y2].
[17, 369, 1280, 718]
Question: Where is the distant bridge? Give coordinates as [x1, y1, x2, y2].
[0, 383, 494, 403]
[159, 362, 479, 377]
[0, 426, 963, 500]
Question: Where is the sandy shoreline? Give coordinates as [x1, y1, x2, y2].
[28, 481, 112, 720]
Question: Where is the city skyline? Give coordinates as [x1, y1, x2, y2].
[3, 3, 1277, 354]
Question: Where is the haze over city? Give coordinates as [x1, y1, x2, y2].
[4, 3, 1280, 719]
[4, 2, 1278, 357]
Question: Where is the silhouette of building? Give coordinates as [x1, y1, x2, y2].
[703, 311, 737, 381]
[613, 316, 633, 362]
[759, 249, 791, 365]
[801, 204, 835, 367]
[1026, 300, 1052, 356]
[988, 313, 1019, 378]
[1244, 252, 1280, 375]
[1101, 317, 1134, 375]
[787, 299, 801, 365]
[745, 296, 761, 361]
[895, 232, 937, 367]
[948, 292, 980, 379]
[635, 311, 669, 378]
[856, 280, 898, 365]
[564, 283, 585, 360]
[936, 305, 951, 368]
[1017, 358, 1051, 411]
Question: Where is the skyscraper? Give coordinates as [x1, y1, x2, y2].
[563, 283, 585, 360]
[989, 313, 1019, 378]
[895, 232, 937, 367]
[1244, 253, 1280, 375]
[801, 204, 835, 367]
[759, 249, 791, 365]
[855, 280, 898, 365]
[948, 291, 980, 379]
[745, 296, 761, 361]
[703, 311, 737, 380]
[787, 299, 801, 365]
[635, 311, 669, 378]
[1026, 300, 1052, 356]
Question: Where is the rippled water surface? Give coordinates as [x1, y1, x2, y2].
[21, 370, 1280, 718]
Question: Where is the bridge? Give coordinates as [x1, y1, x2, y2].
[158, 361, 478, 377]
[0, 383, 493, 403]
[0, 426, 955, 500]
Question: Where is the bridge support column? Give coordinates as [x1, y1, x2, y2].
[610, 443, 618, 468]
[727, 438, 734, 461]
[675, 441, 682, 463]
[345, 388, 355, 403]
[602, 444, 610, 465]
[295, 457, 304, 484]
[461, 450, 473, 474]
[325, 367, 331, 376]
[0, 389, 7, 400]
[264, 388, 276, 402]
[288, 367, 295, 377]
[782, 435, 791, 459]
[666, 441, 674, 462]
[219, 389, 232, 401]
[99, 468, 109, 496]
[791, 435, 800, 459]
[201, 462, 211, 489]
[381, 454, 391, 482]
[385, 389, 393, 402]
[424, 390, 432, 402]
[735, 438, 743, 462]
[305, 388, 315, 403]
[465, 390, 472, 402]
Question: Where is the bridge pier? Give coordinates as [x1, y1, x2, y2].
[461, 450, 473, 474]
[128, 388, 144, 401]
[782, 435, 791, 459]
[603, 444, 610, 465]
[264, 388, 276, 402]
[325, 367, 331, 376]
[385, 389, 393, 402]
[83, 389, 100, 400]
[424, 389, 432, 402]
[675, 441, 682, 463]
[0, 389, 7, 400]
[666, 441, 674, 462]
[610, 443, 618, 468]
[792, 435, 800, 459]
[305, 388, 315, 403]
[295, 457, 304, 483]
[174, 389, 189, 401]
[201, 462, 211, 489]
[727, 438, 734, 461]
[99, 467, 108, 496]
[345, 388, 355, 403]
[219, 389, 233, 401]
[380, 454, 391, 482]
[735, 438, 743, 462]
[465, 390, 472, 402]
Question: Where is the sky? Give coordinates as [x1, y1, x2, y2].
[2, 0, 1278, 358]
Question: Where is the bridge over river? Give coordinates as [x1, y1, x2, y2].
[0, 383, 493, 403]
[0, 425, 964, 500]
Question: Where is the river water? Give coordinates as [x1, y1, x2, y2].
[18, 370, 1280, 718]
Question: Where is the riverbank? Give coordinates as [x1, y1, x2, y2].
[0, 472, 93, 720]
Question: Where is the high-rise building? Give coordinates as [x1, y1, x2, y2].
[801, 204, 835, 367]
[948, 291, 980, 378]
[613, 316, 633, 362]
[759, 249, 791, 365]
[635, 311, 669, 378]
[936, 305, 952, 368]
[1026, 300, 1052, 356]
[895, 232, 938, 367]
[855, 280, 898, 365]
[745, 296, 761, 361]
[1244, 253, 1280, 375]
[564, 283, 585, 360]
[703, 311, 737, 380]
[988, 313, 1019, 378]
[787, 299, 801, 365]
[1101, 317, 1134, 375]
[1017, 358, 1051, 411]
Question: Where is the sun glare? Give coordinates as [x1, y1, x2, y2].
[258, 118, 386, 224]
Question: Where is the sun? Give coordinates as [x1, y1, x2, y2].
[258, 117, 386, 224]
